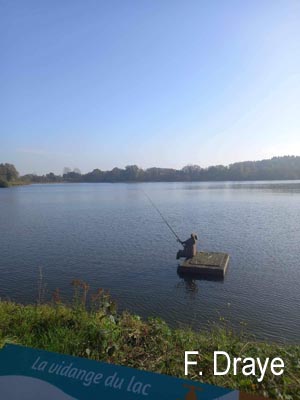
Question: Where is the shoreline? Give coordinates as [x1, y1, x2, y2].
[2, 178, 300, 187]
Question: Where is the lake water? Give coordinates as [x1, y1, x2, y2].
[0, 182, 300, 343]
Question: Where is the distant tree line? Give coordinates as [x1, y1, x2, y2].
[2, 156, 300, 187]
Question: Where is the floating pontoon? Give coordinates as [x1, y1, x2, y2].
[178, 251, 230, 279]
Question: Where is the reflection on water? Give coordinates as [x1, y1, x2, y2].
[175, 278, 199, 294]
[0, 181, 300, 343]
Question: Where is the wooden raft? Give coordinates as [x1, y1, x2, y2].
[178, 251, 230, 278]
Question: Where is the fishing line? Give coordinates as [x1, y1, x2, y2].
[141, 189, 181, 243]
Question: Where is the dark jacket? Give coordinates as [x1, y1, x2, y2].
[181, 235, 197, 258]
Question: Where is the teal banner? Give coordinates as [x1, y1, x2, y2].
[0, 344, 239, 399]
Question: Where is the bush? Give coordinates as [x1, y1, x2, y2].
[0, 179, 9, 188]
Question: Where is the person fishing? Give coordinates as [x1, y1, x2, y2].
[142, 190, 198, 260]
[176, 233, 198, 260]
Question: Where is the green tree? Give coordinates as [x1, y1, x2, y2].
[0, 163, 19, 182]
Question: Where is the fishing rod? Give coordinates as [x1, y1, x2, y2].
[142, 190, 182, 243]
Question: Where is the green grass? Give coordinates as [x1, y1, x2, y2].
[0, 282, 299, 399]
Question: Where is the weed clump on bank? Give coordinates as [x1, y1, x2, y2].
[0, 179, 9, 188]
[0, 281, 299, 399]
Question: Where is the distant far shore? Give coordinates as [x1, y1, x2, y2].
[3, 178, 300, 189]
[15, 178, 300, 185]
[1, 156, 300, 187]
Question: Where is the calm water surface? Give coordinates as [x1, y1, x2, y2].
[0, 182, 299, 343]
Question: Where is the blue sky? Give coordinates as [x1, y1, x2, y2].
[1, 0, 300, 174]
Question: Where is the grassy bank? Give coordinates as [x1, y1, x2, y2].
[0, 284, 299, 399]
